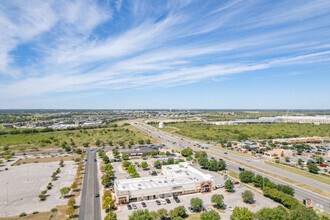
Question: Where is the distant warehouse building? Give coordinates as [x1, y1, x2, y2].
[114, 162, 214, 204]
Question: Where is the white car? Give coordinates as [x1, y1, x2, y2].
[161, 199, 167, 205]
[228, 206, 234, 211]
[215, 184, 223, 189]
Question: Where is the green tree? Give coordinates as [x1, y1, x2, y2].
[71, 182, 78, 192]
[102, 173, 113, 187]
[66, 206, 75, 218]
[297, 158, 303, 165]
[211, 194, 224, 208]
[108, 140, 113, 146]
[102, 196, 114, 210]
[218, 160, 226, 170]
[169, 206, 186, 218]
[289, 205, 319, 220]
[199, 157, 209, 168]
[96, 139, 101, 147]
[122, 154, 129, 160]
[104, 211, 117, 220]
[230, 207, 253, 220]
[129, 209, 155, 220]
[60, 187, 71, 197]
[146, 139, 151, 144]
[307, 163, 319, 173]
[104, 164, 113, 171]
[4, 154, 12, 160]
[151, 150, 158, 156]
[239, 171, 254, 183]
[256, 206, 288, 220]
[123, 161, 131, 168]
[131, 172, 140, 178]
[68, 198, 76, 207]
[127, 165, 136, 174]
[138, 139, 144, 145]
[242, 190, 254, 203]
[157, 208, 168, 220]
[225, 180, 234, 191]
[206, 159, 219, 171]
[181, 148, 193, 157]
[103, 156, 110, 164]
[82, 142, 89, 147]
[141, 162, 148, 169]
[154, 160, 161, 168]
[190, 198, 203, 212]
[200, 209, 221, 220]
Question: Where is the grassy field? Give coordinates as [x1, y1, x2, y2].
[0, 125, 156, 151]
[264, 161, 330, 185]
[12, 155, 81, 166]
[186, 213, 201, 220]
[155, 122, 329, 141]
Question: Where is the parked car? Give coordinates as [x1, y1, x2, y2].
[132, 204, 137, 209]
[174, 197, 180, 203]
[228, 206, 234, 211]
[156, 200, 161, 205]
[127, 204, 132, 210]
[233, 181, 239, 185]
[319, 164, 327, 167]
[188, 207, 194, 213]
[161, 199, 167, 205]
[5, 168, 8, 171]
[224, 152, 228, 154]
[141, 202, 147, 208]
[215, 184, 223, 189]
[166, 198, 171, 204]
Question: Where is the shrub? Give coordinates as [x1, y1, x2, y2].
[239, 171, 254, 183]
[33, 211, 39, 215]
[242, 190, 254, 203]
[19, 212, 27, 217]
[263, 187, 300, 209]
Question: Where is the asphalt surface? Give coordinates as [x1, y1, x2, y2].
[79, 150, 101, 220]
[131, 122, 330, 213]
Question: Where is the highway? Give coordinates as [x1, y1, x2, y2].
[79, 149, 101, 220]
[131, 121, 330, 213]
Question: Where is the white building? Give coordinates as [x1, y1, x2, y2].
[114, 162, 214, 204]
[159, 122, 164, 128]
[273, 116, 330, 124]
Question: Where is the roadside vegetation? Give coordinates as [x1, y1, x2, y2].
[152, 122, 329, 141]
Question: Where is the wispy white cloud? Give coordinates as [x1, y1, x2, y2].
[0, 0, 329, 105]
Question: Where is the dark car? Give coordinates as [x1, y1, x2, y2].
[127, 204, 132, 210]
[224, 152, 228, 154]
[5, 168, 8, 171]
[156, 200, 161, 205]
[166, 198, 171, 204]
[142, 202, 147, 208]
[238, 167, 245, 171]
[95, 193, 99, 198]
[94, 159, 97, 162]
[174, 197, 180, 203]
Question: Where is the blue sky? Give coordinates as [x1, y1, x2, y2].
[0, 0, 329, 109]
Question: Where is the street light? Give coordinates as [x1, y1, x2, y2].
[108, 204, 110, 220]
[6, 182, 8, 204]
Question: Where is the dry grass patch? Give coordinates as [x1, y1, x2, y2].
[13, 155, 80, 166]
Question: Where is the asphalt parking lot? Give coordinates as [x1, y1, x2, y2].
[0, 160, 76, 217]
[117, 164, 278, 220]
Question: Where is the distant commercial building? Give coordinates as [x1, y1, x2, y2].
[273, 116, 330, 124]
[114, 162, 215, 204]
[159, 122, 164, 128]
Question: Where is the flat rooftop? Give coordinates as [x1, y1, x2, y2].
[115, 162, 213, 194]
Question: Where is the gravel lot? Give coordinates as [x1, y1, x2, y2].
[0, 160, 76, 217]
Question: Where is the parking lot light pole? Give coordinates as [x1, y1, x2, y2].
[6, 182, 8, 204]
[108, 204, 110, 220]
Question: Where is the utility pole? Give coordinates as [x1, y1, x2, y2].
[108, 204, 110, 220]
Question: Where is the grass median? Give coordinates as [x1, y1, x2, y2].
[190, 145, 330, 198]
[264, 161, 330, 185]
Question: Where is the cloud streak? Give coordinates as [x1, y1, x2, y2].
[0, 0, 329, 105]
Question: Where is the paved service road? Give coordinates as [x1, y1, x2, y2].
[79, 150, 101, 220]
[131, 121, 330, 213]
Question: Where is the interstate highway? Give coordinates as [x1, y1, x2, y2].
[131, 121, 330, 213]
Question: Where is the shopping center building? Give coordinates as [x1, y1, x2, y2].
[114, 162, 215, 204]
